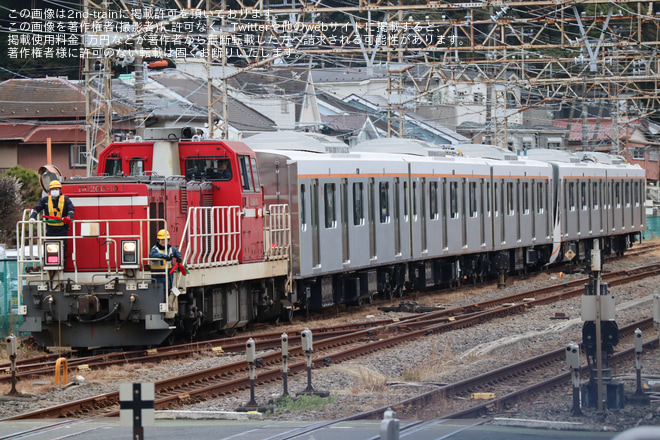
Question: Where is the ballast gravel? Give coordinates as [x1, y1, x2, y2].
[2, 248, 660, 432]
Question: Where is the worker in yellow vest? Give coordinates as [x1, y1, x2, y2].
[28, 180, 75, 237]
[28, 180, 75, 266]
[149, 229, 182, 297]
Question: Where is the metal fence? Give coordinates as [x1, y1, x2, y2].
[645, 216, 660, 240]
[0, 258, 20, 338]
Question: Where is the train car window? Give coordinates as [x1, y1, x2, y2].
[537, 182, 544, 214]
[379, 182, 390, 223]
[353, 182, 364, 225]
[239, 156, 254, 190]
[493, 182, 499, 216]
[568, 182, 575, 211]
[469, 182, 477, 217]
[430, 181, 439, 219]
[104, 156, 123, 176]
[450, 181, 458, 218]
[403, 181, 408, 218]
[634, 181, 640, 206]
[250, 157, 261, 191]
[300, 185, 307, 227]
[625, 181, 631, 207]
[507, 182, 515, 215]
[412, 181, 418, 217]
[580, 182, 587, 210]
[324, 183, 336, 228]
[129, 158, 144, 176]
[615, 182, 621, 208]
[592, 182, 599, 209]
[522, 182, 529, 214]
[486, 182, 491, 213]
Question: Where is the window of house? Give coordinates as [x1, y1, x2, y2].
[632, 148, 645, 160]
[70, 144, 86, 168]
[650, 148, 659, 162]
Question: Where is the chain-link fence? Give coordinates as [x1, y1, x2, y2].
[645, 216, 660, 240]
[0, 258, 21, 338]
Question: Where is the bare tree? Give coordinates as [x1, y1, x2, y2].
[0, 176, 24, 245]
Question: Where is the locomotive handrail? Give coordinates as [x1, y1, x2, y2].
[179, 206, 242, 270]
[265, 204, 291, 261]
[14, 215, 173, 311]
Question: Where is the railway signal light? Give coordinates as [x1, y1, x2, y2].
[246, 338, 256, 364]
[43, 240, 63, 270]
[121, 239, 140, 269]
[301, 328, 313, 353]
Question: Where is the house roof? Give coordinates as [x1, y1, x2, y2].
[0, 77, 134, 119]
[112, 76, 207, 122]
[0, 122, 35, 140]
[150, 71, 276, 132]
[552, 118, 642, 142]
[0, 78, 85, 119]
[22, 125, 86, 144]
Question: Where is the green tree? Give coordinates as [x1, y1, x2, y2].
[0, 176, 23, 244]
[4, 166, 41, 209]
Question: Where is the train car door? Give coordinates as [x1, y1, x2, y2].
[492, 179, 503, 248]
[445, 178, 462, 253]
[564, 179, 579, 238]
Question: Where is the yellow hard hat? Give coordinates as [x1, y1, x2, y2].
[157, 229, 170, 240]
[49, 180, 62, 189]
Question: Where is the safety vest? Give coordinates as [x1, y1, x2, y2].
[47, 196, 66, 226]
[151, 245, 174, 271]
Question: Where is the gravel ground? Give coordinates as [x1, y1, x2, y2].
[2, 249, 660, 432]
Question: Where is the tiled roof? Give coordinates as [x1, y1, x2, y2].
[151, 72, 276, 132]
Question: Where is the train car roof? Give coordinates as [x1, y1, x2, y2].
[245, 131, 349, 153]
[353, 138, 450, 157]
[521, 148, 581, 163]
[454, 144, 519, 160]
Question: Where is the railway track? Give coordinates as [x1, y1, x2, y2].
[5, 241, 658, 382]
[3, 257, 660, 421]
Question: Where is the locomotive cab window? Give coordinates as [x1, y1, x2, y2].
[104, 155, 123, 176]
[239, 156, 255, 191]
[129, 158, 144, 176]
[185, 156, 232, 182]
